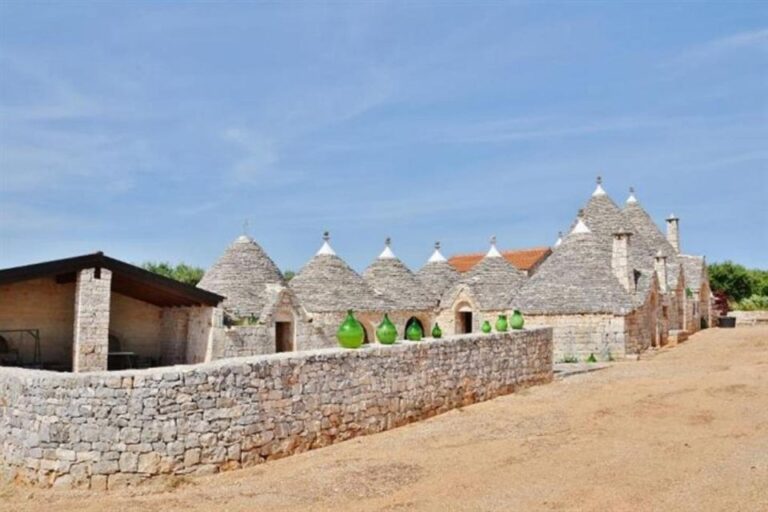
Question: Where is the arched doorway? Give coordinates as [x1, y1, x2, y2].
[455, 302, 473, 334]
[404, 317, 424, 339]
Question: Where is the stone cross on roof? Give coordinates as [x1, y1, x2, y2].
[626, 186, 638, 204]
[486, 235, 503, 258]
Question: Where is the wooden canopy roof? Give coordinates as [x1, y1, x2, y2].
[0, 252, 224, 308]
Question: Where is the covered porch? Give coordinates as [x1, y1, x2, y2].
[0, 252, 224, 372]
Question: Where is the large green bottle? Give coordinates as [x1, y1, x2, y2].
[337, 310, 365, 349]
[376, 314, 397, 345]
[495, 314, 508, 332]
[431, 323, 442, 339]
[406, 321, 423, 341]
[510, 309, 525, 330]
[481, 320, 492, 333]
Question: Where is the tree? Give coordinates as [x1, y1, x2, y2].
[708, 261, 753, 302]
[141, 262, 205, 286]
[284, 270, 296, 281]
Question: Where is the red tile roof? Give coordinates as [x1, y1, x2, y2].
[448, 247, 552, 273]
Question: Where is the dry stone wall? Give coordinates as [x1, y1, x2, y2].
[0, 328, 552, 489]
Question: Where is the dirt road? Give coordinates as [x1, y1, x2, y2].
[3, 326, 767, 512]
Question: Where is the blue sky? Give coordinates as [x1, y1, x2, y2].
[1, 1, 766, 273]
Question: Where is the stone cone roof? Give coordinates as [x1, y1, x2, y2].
[445, 247, 527, 311]
[198, 235, 285, 318]
[622, 197, 682, 288]
[289, 251, 390, 313]
[679, 254, 707, 291]
[623, 200, 677, 257]
[417, 261, 460, 304]
[516, 228, 634, 315]
[363, 246, 434, 311]
[576, 189, 655, 274]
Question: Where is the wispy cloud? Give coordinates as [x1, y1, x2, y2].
[669, 28, 768, 69]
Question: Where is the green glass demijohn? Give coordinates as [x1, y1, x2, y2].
[337, 310, 365, 349]
[495, 314, 508, 332]
[376, 314, 397, 345]
[510, 309, 525, 330]
[431, 323, 443, 339]
[406, 321, 423, 341]
[481, 320, 492, 334]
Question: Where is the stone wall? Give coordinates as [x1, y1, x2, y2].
[729, 310, 768, 325]
[109, 293, 163, 360]
[0, 328, 552, 489]
[0, 278, 75, 368]
[73, 268, 112, 373]
[524, 313, 626, 362]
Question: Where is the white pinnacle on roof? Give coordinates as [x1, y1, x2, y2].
[627, 186, 638, 204]
[316, 231, 336, 256]
[554, 231, 563, 247]
[592, 175, 607, 197]
[571, 216, 591, 234]
[428, 241, 447, 263]
[378, 237, 396, 259]
[486, 235, 503, 258]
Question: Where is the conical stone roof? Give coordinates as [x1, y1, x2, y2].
[621, 190, 681, 288]
[516, 224, 634, 315]
[445, 237, 527, 311]
[363, 239, 435, 310]
[416, 242, 460, 303]
[622, 190, 677, 258]
[198, 235, 285, 318]
[289, 234, 391, 313]
[575, 180, 654, 273]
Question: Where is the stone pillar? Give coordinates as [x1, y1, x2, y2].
[72, 267, 111, 372]
[611, 229, 633, 292]
[666, 214, 680, 254]
[654, 250, 668, 293]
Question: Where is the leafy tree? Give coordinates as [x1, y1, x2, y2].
[708, 261, 753, 301]
[141, 262, 205, 286]
[284, 270, 296, 281]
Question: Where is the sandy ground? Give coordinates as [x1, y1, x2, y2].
[3, 326, 767, 512]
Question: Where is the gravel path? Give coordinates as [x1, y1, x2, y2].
[3, 326, 767, 512]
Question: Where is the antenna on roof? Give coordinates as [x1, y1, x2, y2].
[242, 219, 250, 236]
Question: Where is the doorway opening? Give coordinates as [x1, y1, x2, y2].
[275, 322, 293, 353]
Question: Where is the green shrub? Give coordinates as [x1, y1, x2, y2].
[734, 295, 768, 311]
[586, 353, 597, 363]
[560, 355, 579, 363]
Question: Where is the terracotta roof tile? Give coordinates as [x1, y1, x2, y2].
[448, 247, 552, 273]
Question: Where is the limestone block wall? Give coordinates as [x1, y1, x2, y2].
[625, 297, 658, 354]
[186, 307, 220, 364]
[0, 278, 75, 367]
[160, 308, 189, 365]
[109, 293, 163, 359]
[729, 310, 768, 325]
[73, 268, 112, 373]
[524, 313, 626, 362]
[0, 328, 552, 489]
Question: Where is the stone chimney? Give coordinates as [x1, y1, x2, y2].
[654, 250, 668, 293]
[612, 228, 633, 292]
[666, 214, 680, 253]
